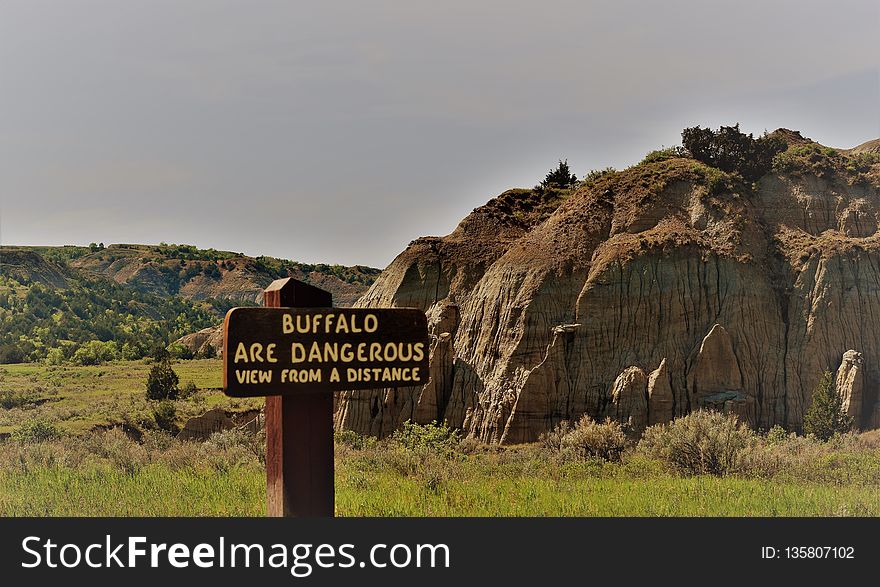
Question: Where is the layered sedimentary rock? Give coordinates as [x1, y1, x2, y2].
[835, 350, 864, 423]
[175, 326, 224, 358]
[647, 359, 674, 426]
[336, 131, 880, 442]
[607, 366, 648, 431]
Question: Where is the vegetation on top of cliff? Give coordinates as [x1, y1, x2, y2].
[540, 159, 578, 189]
[479, 187, 573, 228]
[773, 143, 880, 184]
[630, 124, 879, 190]
[680, 124, 787, 182]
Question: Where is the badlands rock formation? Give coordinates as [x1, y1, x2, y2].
[335, 132, 880, 442]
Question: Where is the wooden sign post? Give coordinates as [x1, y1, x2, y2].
[222, 277, 429, 517]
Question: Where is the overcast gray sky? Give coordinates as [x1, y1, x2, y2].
[2, 0, 878, 268]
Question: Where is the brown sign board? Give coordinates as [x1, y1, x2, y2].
[223, 307, 430, 397]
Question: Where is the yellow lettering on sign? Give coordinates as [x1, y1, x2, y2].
[330, 368, 340, 382]
[281, 368, 322, 383]
[296, 315, 310, 333]
[364, 314, 378, 333]
[234, 343, 248, 363]
[413, 342, 425, 362]
[266, 343, 277, 363]
[308, 341, 322, 362]
[291, 343, 306, 364]
[282, 314, 294, 334]
[235, 370, 273, 384]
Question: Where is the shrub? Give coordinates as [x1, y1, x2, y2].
[803, 370, 853, 441]
[563, 416, 627, 462]
[0, 390, 32, 409]
[541, 416, 627, 462]
[0, 344, 27, 364]
[335, 429, 377, 450]
[12, 419, 62, 443]
[167, 342, 194, 360]
[539, 420, 572, 453]
[145, 357, 179, 401]
[582, 167, 616, 185]
[45, 348, 65, 365]
[152, 400, 177, 432]
[641, 146, 688, 165]
[180, 380, 198, 399]
[391, 420, 460, 453]
[71, 340, 118, 365]
[773, 144, 840, 177]
[204, 428, 265, 463]
[682, 124, 786, 182]
[765, 425, 792, 445]
[541, 159, 578, 188]
[638, 411, 755, 476]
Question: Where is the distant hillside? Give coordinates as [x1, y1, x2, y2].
[0, 260, 216, 365]
[61, 243, 380, 307]
[0, 244, 381, 364]
[0, 249, 73, 289]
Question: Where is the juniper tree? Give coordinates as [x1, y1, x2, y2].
[541, 160, 578, 188]
[145, 356, 180, 401]
[802, 370, 853, 441]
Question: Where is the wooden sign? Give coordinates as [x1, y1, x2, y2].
[223, 307, 429, 397]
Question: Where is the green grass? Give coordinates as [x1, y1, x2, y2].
[1, 361, 880, 516]
[0, 464, 264, 516]
[0, 447, 878, 516]
[336, 471, 880, 516]
[0, 360, 260, 436]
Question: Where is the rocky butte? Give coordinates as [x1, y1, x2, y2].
[334, 129, 880, 443]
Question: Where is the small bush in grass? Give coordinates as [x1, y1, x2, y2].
[180, 381, 198, 399]
[539, 420, 572, 453]
[145, 357, 179, 401]
[204, 428, 265, 464]
[564, 416, 627, 462]
[638, 411, 755, 476]
[335, 429, 377, 450]
[765, 425, 792, 445]
[152, 400, 177, 432]
[391, 420, 460, 453]
[12, 419, 61, 444]
[541, 416, 627, 462]
[0, 390, 33, 409]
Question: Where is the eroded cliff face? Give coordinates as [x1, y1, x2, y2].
[336, 133, 880, 442]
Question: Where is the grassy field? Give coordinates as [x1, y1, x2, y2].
[1, 360, 880, 516]
[0, 359, 259, 436]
